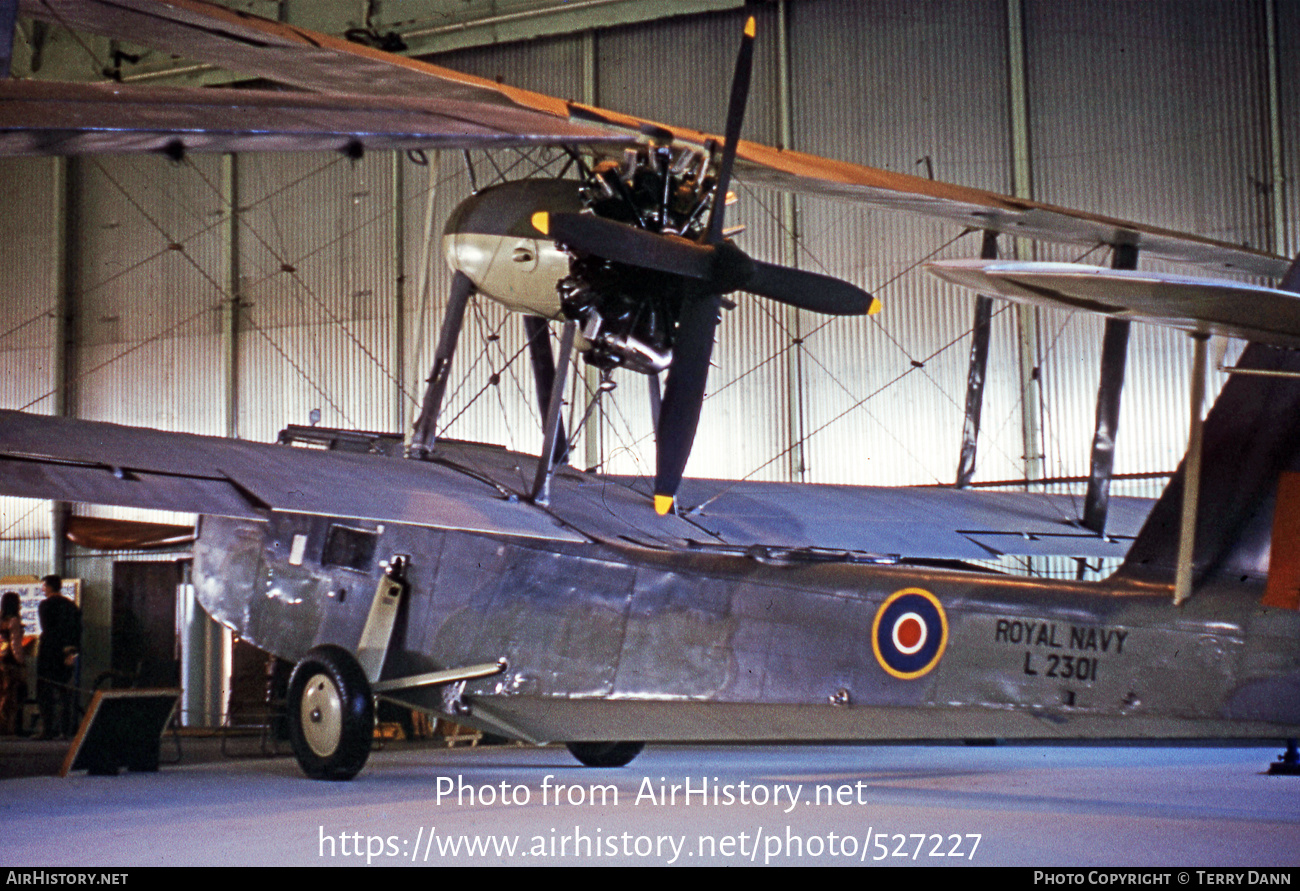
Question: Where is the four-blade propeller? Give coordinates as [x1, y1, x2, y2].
[538, 16, 878, 515]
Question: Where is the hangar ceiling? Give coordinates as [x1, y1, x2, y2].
[8, 0, 744, 85]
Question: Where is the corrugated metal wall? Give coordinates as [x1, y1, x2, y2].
[1, 0, 1297, 598]
[0, 159, 57, 563]
[1025, 0, 1274, 504]
[789, 0, 1017, 487]
[1281, 0, 1299, 259]
[237, 151, 400, 441]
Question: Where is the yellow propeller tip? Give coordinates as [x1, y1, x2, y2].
[744, 16, 756, 37]
[531, 211, 549, 235]
[868, 297, 883, 315]
[654, 494, 674, 516]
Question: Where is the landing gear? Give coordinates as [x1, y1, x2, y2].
[1268, 738, 1300, 775]
[288, 645, 374, 781]
[566, 741, 645, 767]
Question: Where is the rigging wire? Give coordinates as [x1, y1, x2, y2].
[692, 300, 1016, 513]
[0, 500, 51, 542]
[2, 144, 348, 355]
[92, 159, 356, 425]
[10, 155, 371, 416]
[183, 156, 426, 413]
[727, 182, 1018, 468]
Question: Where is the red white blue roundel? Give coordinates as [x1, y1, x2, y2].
[871, 587, 948, 680]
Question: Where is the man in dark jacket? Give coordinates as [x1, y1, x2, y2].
[37, 575, 80, 739]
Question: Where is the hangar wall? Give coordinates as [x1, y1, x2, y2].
[0, 0, 1297, 683]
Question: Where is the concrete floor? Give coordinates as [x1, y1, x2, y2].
[3, 739, 1299, 866]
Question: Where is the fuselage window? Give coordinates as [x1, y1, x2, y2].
[322, 525, 377, 571]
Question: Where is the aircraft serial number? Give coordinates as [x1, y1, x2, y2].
[1022, 652, 1098, 681]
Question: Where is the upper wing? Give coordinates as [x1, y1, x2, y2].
[11, 0, 1290, 280]
[0, 79, 629, 155]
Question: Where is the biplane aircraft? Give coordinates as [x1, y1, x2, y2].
[1, 0, 1299, 780]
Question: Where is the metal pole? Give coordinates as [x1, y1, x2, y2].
[1082, 244, 1137, 533]
[524, 316, 570, 468]
[533, 320, 577, 505]
[391, 152, 406, 435]
[581, 27, 603, 472]
[778, 0, 805, 483]
[410, 270, 474, 456]
[51, 156, 76, 575]
[410, 150, 441, 435]
[221, 154, 240, 440]
[1266, 0, 1288, 257]
[956, 231, 998, 488]
[1174, 334, 1209, 606]
[1006, 0, 1042, 487]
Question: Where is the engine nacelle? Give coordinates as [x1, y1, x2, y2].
[442, 178, 582, 318]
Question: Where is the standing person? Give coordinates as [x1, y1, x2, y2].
[36, 575, 80, 740]
[0, 591, 26, 735]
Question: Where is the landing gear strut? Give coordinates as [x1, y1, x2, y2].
[1268, 738, 1300, 775]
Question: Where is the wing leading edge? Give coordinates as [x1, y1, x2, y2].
[11, 0, 1290, 280]
[0, 79, 630, 156]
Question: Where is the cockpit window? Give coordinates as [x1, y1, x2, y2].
[322, 525, 377, 571]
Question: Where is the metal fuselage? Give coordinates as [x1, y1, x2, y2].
[194, 511, 1300, 744]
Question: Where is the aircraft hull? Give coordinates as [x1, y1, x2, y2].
[194, 512, 1300, 745]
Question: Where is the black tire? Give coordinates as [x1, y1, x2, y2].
[566, 741, 645, 767]
[287, 645, 374, 781]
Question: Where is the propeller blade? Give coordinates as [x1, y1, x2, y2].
[653, 292, 722, 514]
[542, 211, 715, 278]
[542, 212, 877, 316]
[706, 15, 757, 245]
[745, 262, 881, 315]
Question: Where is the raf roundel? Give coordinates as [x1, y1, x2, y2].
[871, 588, 948, 680]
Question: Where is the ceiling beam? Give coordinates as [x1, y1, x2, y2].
[12, 0, 743, 86]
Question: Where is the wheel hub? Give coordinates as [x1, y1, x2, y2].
[300, 673, 343, 758]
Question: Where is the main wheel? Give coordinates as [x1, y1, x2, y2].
[566, 741, 644, 767]
[287, 645, 374, 781]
